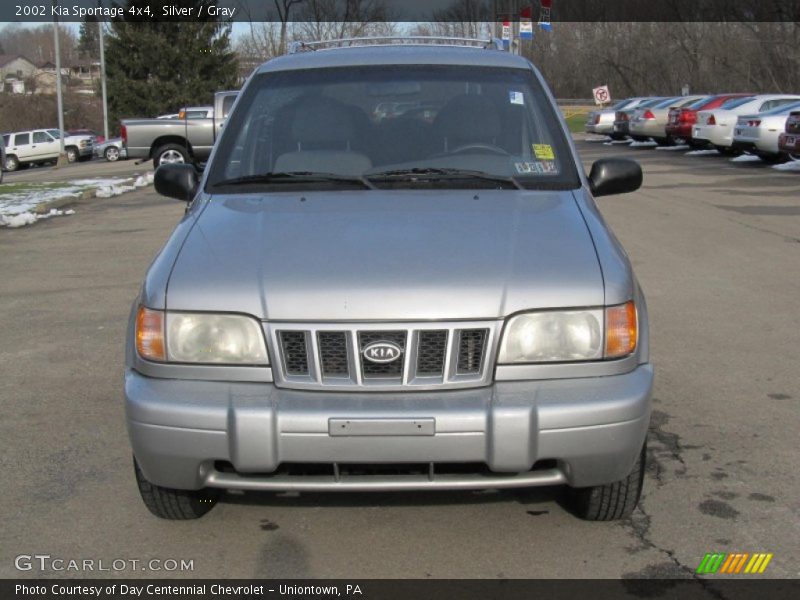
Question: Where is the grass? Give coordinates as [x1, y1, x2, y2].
[0, 182, 74, 194]
[562, 109, 592, 134]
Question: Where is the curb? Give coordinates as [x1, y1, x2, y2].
[32, 189, 94, 214]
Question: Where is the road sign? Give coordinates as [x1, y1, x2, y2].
[520, 19, 533, 40]
[593, 85, 611, 105]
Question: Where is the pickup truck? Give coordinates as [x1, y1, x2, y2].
[121, 91, 238, 169]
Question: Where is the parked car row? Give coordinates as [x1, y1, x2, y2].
[587, 93, 800, 163]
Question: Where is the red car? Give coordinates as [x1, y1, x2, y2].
[665, 94, 751, 146]
[778, 111, 800, 161]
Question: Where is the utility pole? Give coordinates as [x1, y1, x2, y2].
[98, 17, 109, 140]
[53, 1, 66, 165]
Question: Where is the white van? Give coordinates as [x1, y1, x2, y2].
[2, 129, 93, 171]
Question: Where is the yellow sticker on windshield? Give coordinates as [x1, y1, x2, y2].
[533, 144, 555, 160]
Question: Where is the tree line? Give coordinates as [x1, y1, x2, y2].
[1, 0, 797, 135]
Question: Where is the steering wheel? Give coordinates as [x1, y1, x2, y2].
[447, 143, 510, 156]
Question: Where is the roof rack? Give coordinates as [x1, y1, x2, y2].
[288, 36, 505, 54]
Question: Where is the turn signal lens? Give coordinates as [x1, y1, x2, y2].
[136, 306, 165, 361]
[605, 301, 637, 359]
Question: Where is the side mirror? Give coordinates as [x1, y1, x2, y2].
[154, 163, 198, 202]
[588, 158, 642, 197]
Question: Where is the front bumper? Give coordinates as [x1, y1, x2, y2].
[126, 364, 653, 492]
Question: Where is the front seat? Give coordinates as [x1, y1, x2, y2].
[274, 97, 372, 175]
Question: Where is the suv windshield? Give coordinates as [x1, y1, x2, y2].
[207, 65, 580, 191]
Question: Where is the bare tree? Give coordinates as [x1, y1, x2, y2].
[294, 0, 397, 41]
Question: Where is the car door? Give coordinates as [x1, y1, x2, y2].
[32, 130, 59, 161]
[11, 132, 33, 161]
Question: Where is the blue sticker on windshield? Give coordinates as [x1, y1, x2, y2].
[509, 91, 524, 105]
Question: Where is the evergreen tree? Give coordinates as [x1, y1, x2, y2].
[77, 18, 100, 58]
[106, 0, 238, 127]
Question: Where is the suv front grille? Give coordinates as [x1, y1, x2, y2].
[416, 330, 448, 376]
[457, 329, 487, 374]
[317, 331, 349, 377]
[279, 331, 309, 375]
[358, 330, 406, 378]
[268, 322, 497, 391]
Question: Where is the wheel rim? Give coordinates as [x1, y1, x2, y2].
[67, 150, 77, 162]
[159, 150, 185, 165]
[106, 147, 119, 161]
[6, 157, 17, 171]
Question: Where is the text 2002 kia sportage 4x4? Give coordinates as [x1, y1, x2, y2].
[126, 39, 652, 521]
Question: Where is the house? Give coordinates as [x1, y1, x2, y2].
[69, 58, 101, 92]
[0, 54, 37, 94]
[33, 61, 70, 95]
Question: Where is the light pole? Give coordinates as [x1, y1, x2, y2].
[53, 4, 66, 165]
[98, 18, 109, 141]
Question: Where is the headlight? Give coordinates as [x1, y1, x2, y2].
[499, 309, 603, 363]
[498, 301, 637, 364]
[136, 307, 268, 365]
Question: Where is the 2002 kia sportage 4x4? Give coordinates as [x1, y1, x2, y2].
[126, 38, 652, 521]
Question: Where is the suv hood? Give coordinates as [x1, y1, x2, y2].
[166, 190, 604, 320]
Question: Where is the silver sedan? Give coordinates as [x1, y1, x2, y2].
[94, 138, 128, 162]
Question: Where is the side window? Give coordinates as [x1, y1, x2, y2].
[773, 99, 798, 109]
[15, 133, 30, 146]
[222, 95, 236, 119]
[759, 101, 775, 111]
[2, 134, 9, 147]
[33, 131, 49, 143]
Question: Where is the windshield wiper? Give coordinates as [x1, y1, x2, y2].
[365, 168, 524, 190]
[211, 171, 376, 190]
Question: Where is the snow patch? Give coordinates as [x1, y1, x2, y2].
[730, 154, 762, 163]
[68, 177, 133, 186]
[686, 149, 720, 156]
[656, 145, 690, 152]
[603, 139, 632, 146]
[0, 188, 83, 216]
[0, 208, 75, 228]
[772, 160, 800, 172]
[1, 171, 155, 228]
[629, 140, 658, 148]
[585, 135, 612, 143]
[96, 184, 137, 198]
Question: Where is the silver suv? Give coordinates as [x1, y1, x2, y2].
[127, 39, 652, 521]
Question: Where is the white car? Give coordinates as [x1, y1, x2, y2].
[732, 101, 800, 162]
[586, 97, 649, 137]
[693, 95, 800, 154]
[2, 129, 93, 171]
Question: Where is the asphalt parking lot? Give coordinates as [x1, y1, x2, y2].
[1, 140, 798, 582]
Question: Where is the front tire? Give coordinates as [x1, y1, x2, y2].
[5, 154, 19, 172]
[153, 143, 188, 170]
[567, 441, 646, 521]
[104, 146, 120, 162]
[134, 457, 218, 520]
